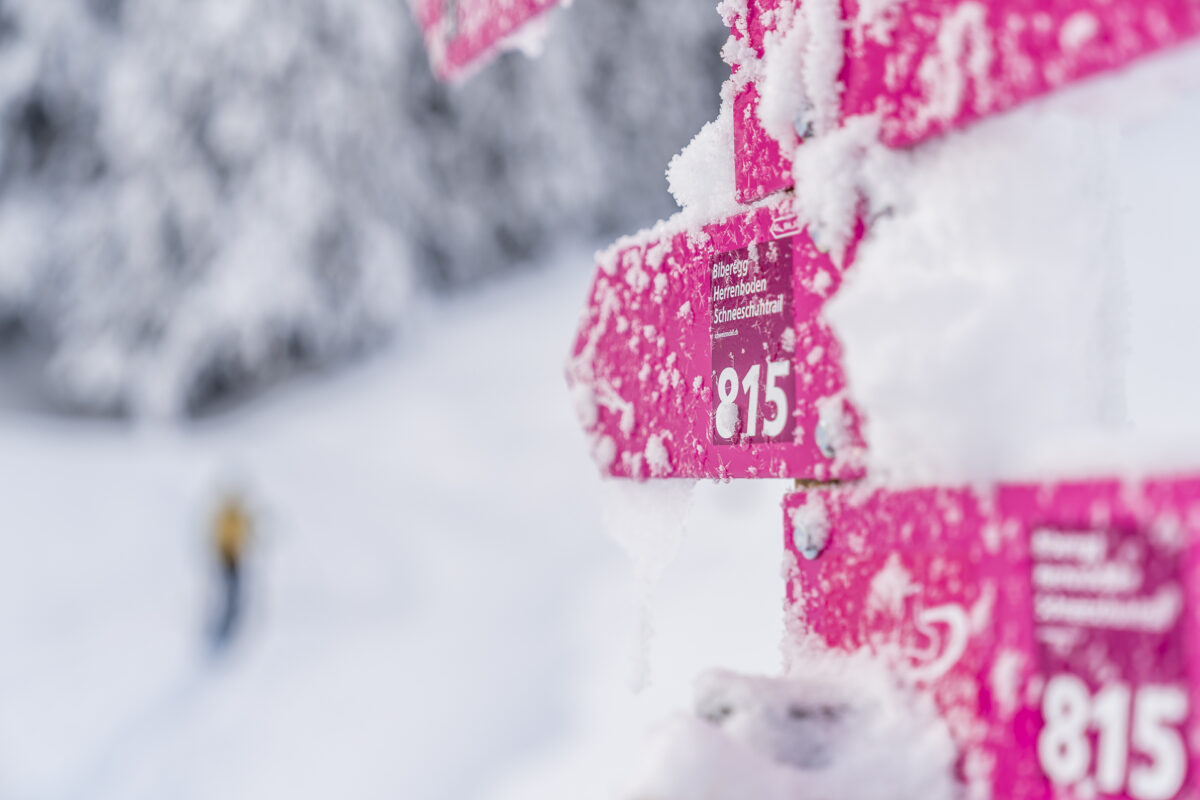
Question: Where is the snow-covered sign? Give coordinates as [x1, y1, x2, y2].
[785, 477, 1200, 800]
[412, 0, 560, 81]
[729, 0, 1200, 203]
[567, 197, 865, 480]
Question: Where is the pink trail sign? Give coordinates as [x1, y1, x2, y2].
[729, 0, 1200, 203]
[784, 476, 1200, 800]
[411, 0, 560, 81]
[566, 198, 866, 481]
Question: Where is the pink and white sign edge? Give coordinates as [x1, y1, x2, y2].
[412, 0, 560, 81]
[784, 476, 1200, 800]
[730, 0, 1200, 203]
[566, 197, 866, 481]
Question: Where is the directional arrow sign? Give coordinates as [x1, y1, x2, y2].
[567, 197, 865, 481]
[412, 0, 560, 81]
[731, 0, 1200, 203]
[785, 475, 1200, 800]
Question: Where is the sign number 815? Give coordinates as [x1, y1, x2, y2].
[715, 360, 790, 441]
[1039, 675, 1188, 800]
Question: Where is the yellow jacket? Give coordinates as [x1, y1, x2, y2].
[213, 497, 252, 568]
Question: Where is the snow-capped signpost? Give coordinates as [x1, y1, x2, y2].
[566, 196, 866, 481]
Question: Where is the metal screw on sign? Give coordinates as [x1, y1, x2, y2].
[793, 113, 814, 141]
[792, 523, 824, 561]
[815, 420, 835, 460]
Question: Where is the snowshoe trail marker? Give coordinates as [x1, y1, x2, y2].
[730, 0, 1200, 203]
[786, 477, 1200, 800]
[412, 0, 560, 81]
[567, 197, 866, 481]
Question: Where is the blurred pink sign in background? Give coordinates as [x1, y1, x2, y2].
[413, 0, 561, 81]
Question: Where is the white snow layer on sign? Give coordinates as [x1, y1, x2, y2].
[809, 44, 1200, 485]
[667, 103, 736, 217]
[623, 657, 959, 800]
[826, 108, 1124, 484]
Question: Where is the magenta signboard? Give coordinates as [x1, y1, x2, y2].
[567, 197, 865, 481]
[784, 477, 1200, 800]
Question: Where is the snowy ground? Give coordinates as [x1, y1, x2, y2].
[0, 248, 787, 800]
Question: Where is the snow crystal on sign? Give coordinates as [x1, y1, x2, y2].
[914, 2, 994, 131]
[1059, 12, 1100, 53]
[602, 478, 697, 691]
[645, 433, 673, 478]
[623, 656, 959, 800]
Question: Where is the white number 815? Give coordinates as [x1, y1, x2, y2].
[1039, 675, 1188, 800]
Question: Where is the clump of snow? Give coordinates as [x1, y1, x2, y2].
[820, 106, 1124, 485]
[788, 115, 879, 265]
[645, 433, 674, 478]
[715, 401, 741, 440]
[623, 655, 959, 800]
[667, 104, 737, 216]
[602, 479, 698, 691]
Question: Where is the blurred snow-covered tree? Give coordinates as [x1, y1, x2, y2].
[0, 0, 723, 415]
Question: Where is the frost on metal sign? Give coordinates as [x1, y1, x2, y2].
[412, 0, 560, 81]
[728, 0, 1200, 203]
[567, 198, 865, 481]
[784, 477, 1200, 800]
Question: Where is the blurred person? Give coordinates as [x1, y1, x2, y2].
[209, 491, 254, 650]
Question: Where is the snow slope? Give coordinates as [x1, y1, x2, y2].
[0, 248, 787, 800]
